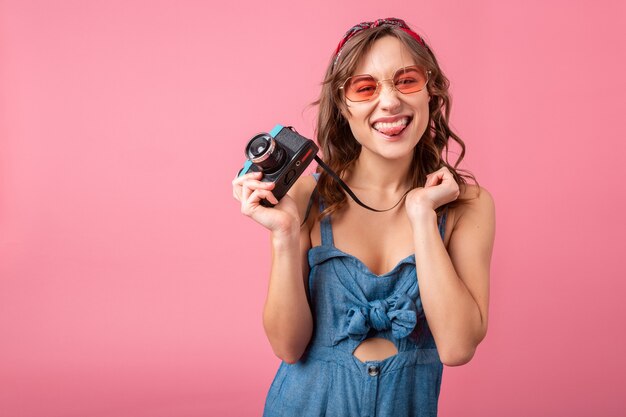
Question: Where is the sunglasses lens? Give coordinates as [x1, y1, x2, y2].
[342, 67, 429, 102]
[394, 67, 427, 94]
[344, 75, 378, 102]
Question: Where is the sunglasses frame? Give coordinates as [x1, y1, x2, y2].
[339, 66, 431, 103]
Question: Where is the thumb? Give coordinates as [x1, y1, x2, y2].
[425, 173, 440, 187]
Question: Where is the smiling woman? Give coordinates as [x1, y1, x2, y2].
[232, 17, 495, 417]
[338, 36, 432, 163]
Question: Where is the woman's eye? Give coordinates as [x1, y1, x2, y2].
[355, 85, 376, 93]
[396, 78, 418, 85]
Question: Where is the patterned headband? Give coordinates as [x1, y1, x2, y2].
[333, 18, 427, 68]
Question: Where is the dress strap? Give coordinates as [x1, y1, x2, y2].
[319, 200, 335, 247]
[437, 206, 448, 241]
[301, 172, 320, 227]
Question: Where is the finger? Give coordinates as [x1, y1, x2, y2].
[239, 176, 274, 199]
[249, 189, 279, 206]
[241, 183, 252, 203]
[425, 173, 442, 187]
[439, 168, 456, 184]
[232, 174, 261, 190]
[242, 179, 275, 190]
[233, 184, 244, 201]
[247, 188, 279, 206]
[232, 171, 262, 186]
[440, 166, 453, 177]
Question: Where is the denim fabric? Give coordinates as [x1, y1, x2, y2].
[264, 175, 446, 417]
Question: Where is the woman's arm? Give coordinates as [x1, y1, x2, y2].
[408, 180, 495, 366]
[233, 172, 317, 363]
[261, 176, 317, 364]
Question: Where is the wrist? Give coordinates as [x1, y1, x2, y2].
[271, 227, 300, 250]
[408, 205, 437, 227]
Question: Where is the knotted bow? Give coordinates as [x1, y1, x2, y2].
[345, 294, 418, 340]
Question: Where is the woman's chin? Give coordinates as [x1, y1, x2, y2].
[362, 142, 416, 162]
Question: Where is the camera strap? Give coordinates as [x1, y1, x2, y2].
[313, 155, 412, 213]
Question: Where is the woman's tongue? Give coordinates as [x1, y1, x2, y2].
[375, 124, 406, 136]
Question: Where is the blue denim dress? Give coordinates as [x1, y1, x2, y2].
[263, 181, 447, 417]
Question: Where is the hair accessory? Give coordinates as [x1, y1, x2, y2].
[333, 18, 426, 68]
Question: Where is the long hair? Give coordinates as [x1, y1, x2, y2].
[313, 24, 478, 220]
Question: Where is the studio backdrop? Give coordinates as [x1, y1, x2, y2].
[1, 1, 625, 416]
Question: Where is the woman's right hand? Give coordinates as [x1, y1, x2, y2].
[232, 171, 300, 236]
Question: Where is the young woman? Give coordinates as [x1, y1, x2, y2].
[232, 18, 495, 417]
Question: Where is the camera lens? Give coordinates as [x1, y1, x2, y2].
[245, 134, 286, 174]
[249, 137, 269, 157]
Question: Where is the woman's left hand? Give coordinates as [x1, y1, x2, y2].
[405, 167, 460, 221]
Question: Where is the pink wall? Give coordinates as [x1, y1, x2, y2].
[1, 1, 625, 416]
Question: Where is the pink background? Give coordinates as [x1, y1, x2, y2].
[1, 1, 625, 416]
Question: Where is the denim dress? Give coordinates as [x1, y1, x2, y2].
[263, 181, 447, 417]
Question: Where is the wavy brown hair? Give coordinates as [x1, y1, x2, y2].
[313, 24, 478, 220]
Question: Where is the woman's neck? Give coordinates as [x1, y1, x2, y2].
[346, 151, 414, 193]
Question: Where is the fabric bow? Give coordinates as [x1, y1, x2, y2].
[345, 294, 418, 340]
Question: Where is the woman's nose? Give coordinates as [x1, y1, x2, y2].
[377, 81, 402, 110]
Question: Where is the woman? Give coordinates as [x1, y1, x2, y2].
[232, 18, 495, 417]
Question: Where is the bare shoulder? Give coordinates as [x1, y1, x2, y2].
[452, 183, 495, 220]
[448, 183, 496, 259]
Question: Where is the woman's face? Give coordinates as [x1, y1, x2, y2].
[343, 36, 430, 162]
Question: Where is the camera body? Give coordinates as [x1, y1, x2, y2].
[238, 125, 319, 207]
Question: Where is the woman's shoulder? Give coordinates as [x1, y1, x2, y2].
[457, 183, 494, 210]
[286, 173, 319, 225]
[448, 183, 495, 238]
[288, 172, 318, 198]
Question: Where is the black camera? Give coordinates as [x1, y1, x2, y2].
[237, 125, 319, 207]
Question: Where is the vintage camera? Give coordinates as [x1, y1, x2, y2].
[237, 125, 319, 207]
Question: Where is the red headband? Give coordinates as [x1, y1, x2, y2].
[333, 18, 427, 67]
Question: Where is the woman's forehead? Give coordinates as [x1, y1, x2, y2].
[352, 36, 417, 76]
